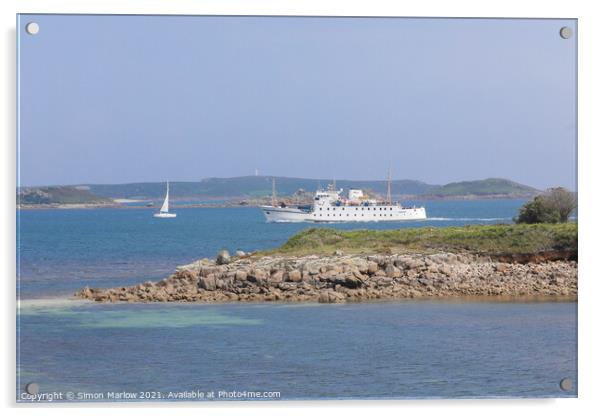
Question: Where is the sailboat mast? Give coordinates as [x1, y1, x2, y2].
[271, 177, 277, 207]
[386, 168, 392, 204]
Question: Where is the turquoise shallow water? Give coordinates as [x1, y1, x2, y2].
[16, 200, 578, 400]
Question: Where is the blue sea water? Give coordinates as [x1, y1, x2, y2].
[16, 199, 578, 401]
[17, 199, 523, 299]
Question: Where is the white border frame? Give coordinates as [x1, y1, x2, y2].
[3, 1, 600, 415]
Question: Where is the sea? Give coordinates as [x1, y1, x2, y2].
[16, 199, 578, 401]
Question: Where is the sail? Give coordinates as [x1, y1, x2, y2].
[159, 182, 169, 213]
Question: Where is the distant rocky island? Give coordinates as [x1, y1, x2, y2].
[19, 176, 539, 208]
[17, 186, 116, 207]
[76, 223, 577, 303]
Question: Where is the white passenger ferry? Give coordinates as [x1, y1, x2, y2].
[261, 180, 426, 223]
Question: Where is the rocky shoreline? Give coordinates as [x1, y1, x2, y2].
[76, 250, 577, 303]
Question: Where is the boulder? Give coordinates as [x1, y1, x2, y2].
[248, 268, 267, 283]
[235, 270, 248, 281]
[286, 270, 302, 282]
[438, 265, 453, 276]
[269, 270, 284, 283]
[79, 286, 93, 298]
[216, 250, 231, 265]
[417, 277, 433, 286]
[306, 265, 321, 275]
[343, 275, 363, 289]
[200, 266, 219, 277]
[376, 277, 393, 287]
[385, 264, 401, 278]
[318, 290, 346, 303]
[199, 274, 217, 291]
[278, 282, 298, 291]
[355, 259, 369, 274]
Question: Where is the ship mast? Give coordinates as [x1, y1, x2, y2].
[271, 177, 277, 207]
[386, 167, 392, 204]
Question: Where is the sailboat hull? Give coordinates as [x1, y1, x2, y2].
[154, 181, 176, 218]
[153, 212, 177, 218]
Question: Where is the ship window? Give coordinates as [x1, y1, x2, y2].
[319, 207, 322, 210]
[327, 207, 329, 210]
[390, 207, 393, 210]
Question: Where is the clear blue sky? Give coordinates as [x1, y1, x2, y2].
[18, 15, 577, 190]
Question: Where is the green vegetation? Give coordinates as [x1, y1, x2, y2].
[18, 186, 114, 205]
[268, 223, 577, 256]
[426, 178, 538, 198]
[515, 188, 577, 224]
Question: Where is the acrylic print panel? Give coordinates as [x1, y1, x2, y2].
[16, 14, 577, 402]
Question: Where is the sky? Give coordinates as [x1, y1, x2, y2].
[18, 15, 577, 190]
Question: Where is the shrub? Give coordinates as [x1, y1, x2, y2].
[515, 187, 576, 224]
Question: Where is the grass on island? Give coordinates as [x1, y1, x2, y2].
[265, 223, 577, 256]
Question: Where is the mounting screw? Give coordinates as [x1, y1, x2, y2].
[25, 382, 39, 394]
[559, 26, 572, 39]
[25, 22, 40, 35]
[559, 377, 573, 392]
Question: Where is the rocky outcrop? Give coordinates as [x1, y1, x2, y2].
[75, 252, 577, 304]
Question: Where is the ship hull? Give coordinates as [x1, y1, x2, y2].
[261, 206, 311, 222]
[261, 205, 427, 223]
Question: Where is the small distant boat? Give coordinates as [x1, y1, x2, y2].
[153, 182, 176, 218]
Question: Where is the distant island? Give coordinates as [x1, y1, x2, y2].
[17, 176, 540, 208]
[17, 186, 115, 207]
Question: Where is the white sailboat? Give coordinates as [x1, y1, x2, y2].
[153, 181, 177, 218]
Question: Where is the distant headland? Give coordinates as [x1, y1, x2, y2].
[18, 176, 540, 209]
